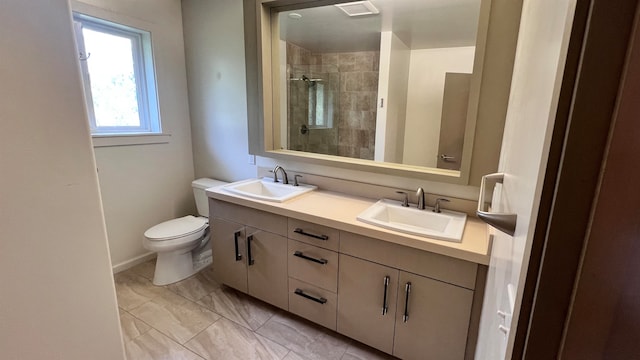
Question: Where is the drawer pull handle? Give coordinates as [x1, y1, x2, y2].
[234, 231, 242, 261]
[247, 234, 255, 266]
[293, 251, 328, 265]
[294, 228, 329, 241]
[382, 276, 390, 315]
[294, 288, 327, 304]
[403, 282, 412, 323]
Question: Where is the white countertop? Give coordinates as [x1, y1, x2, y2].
[207, 185, 491, 265]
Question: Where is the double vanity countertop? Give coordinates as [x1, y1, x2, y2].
[207, 185, 491, 265]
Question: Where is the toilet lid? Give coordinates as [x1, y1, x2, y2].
[144, 215, 208, 241]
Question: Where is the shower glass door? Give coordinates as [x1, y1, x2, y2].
[287, 63, 340, 156]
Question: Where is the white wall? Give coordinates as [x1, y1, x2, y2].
[476, 0, 576, 357]
[182, 0, 258, 182]
[72, 0, 197, 270]
[0, 0, 124, 358]
[404, 47, 475, 167]
[375, 32, 410, 163]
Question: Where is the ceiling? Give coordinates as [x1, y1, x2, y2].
[279, 0, 482, 53]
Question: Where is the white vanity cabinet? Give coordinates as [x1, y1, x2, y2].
[209, 197, 485, 360]
[392, 270, 473, 360]
[337, 254, 399, 353]
[286, 219, 340, 330]
[338, 232, 478, 360]
[337, 254, 473, 360]
[210, 200, 288, 310]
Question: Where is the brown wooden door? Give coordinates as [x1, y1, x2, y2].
[559, 4, 640, 357]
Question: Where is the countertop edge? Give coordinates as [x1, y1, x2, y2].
[207, 187, 491, 265]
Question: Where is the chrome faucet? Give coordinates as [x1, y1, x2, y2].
[433, 198, 450, 213]
[272, 165, 289, 184]
[416, 187, 426, 210]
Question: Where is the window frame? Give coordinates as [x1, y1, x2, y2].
[73, 13, 161, 136]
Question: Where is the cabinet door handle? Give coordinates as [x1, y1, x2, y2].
[293, 228, 329, 241]
[246, 234, 255, 266]
[293, 251, 328, 265]
[382, 276, 390, 315]
[294, 288, 327, 304]
[234, 231, 242, 261]
[402, 282, 411, 323]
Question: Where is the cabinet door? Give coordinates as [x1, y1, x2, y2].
[246, 227, 288, 310]
[394, 271, 473, 360]
[211, 218, 247, 293]
[337, 254, 399, 354]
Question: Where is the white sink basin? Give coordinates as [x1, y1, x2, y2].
[356, 199, 467, 242]
[223, 178, 316, 202]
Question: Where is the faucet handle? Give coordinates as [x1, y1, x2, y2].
[293, 175, 303, 186]
[433, 198, 450, 213]
[396, 191, 409, 207]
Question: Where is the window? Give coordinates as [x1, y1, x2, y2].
[73, 14, 160, 135]
[308, 82, 334, 129]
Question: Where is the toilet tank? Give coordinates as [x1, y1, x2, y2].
[192, 178, 227, 217]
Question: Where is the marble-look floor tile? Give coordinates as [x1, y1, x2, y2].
[129, 259, 157, 281]
[168, 267, 219, 302]
[341, 341, 397, 360]
[283, 351, 310, 360]
[185, 318, 289, 360]
[125, 329, 203, 360]
[197, 285, 276, 331]
[257, 313, 350, 360]
[119, 309, 151, 343]
[130, 290, 220, 344]
[114, 271, 172, 311]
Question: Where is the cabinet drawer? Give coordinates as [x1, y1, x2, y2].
[288, 218, 339, 251]
[288, 240, 338, 292]
[340, 231, 477, 289]
[288, 278, 337, 331]
[211, 199, 287, 236]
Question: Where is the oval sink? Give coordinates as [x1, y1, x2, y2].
[357, 199, 467, 242]
[223, 178, 316, 202]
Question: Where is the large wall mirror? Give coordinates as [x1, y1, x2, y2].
[245, 0, 522, 185]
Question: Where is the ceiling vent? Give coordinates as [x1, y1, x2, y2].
[334, 1, 380, 17]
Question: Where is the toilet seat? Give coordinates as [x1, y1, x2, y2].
[144, 215, 207, 241]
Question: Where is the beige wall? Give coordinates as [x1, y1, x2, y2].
[182, 0, 258, 182]
[187, 0, 483, 200]
[72, 0, 197, 270]
[0, 0, 124, 358]
[404, 47, 476, 168]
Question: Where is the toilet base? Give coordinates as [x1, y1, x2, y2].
[152, 249, 197, 286]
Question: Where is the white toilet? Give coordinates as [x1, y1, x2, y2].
[143, 178, 227, 285]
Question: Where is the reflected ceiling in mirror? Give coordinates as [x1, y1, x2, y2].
[272, 0, 482, 172]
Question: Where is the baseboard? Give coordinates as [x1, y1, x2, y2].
[112, 252, 156, 274]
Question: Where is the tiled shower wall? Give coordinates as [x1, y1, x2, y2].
[286, 42, 379, 160]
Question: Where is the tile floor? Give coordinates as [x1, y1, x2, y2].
[115, 259, 397, 360]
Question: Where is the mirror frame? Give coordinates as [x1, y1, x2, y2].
[244, 0, 519, 185]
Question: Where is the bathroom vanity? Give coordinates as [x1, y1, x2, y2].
[207, 185, 490, 360]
